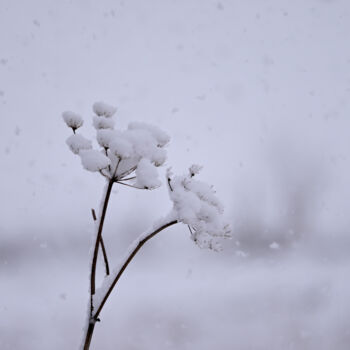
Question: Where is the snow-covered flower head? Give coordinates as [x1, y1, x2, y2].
[93, 101, 117, 118]
[63, 102, 170, 190]
[62, 111, 84, 131]
[167, 166, 231, 250]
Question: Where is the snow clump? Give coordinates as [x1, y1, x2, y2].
[63, 102, 169, 188]
[80, 150, 111, 172]
[66, 134, 92, 154]
[167, 166, 231, 250]
[62, 111, 84, 131]
[93, 102, 117, 117]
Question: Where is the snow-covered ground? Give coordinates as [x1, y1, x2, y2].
[1, 0, 350, 349]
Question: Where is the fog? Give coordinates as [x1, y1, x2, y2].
[1, 1, 350, 349]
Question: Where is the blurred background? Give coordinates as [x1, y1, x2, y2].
[1, 0, 350, 349]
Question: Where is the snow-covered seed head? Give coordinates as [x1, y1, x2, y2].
[135, 158, 161, 189]
[128, 122, 170, 147]
[93, 116, 115, 130]
[168, 169, 231, 250]
[109, 137, 133, 159]
[63, 103, 170, 184]
[79, 150, 111, 172]
[93, 102, 117, 118]
[66, 134, 92, 154]
[62, 111, 84, 131]
[96, 129, 116, 149]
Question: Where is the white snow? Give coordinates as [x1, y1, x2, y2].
[93, 102, 117, 118]
[96, 129, 118, 149]
[128, 122, 170, 147]
[63, 103, 170, 184]
[79, 150, 111, 172]
[92, 116, 115, 130]
[109, 137, 133, 159]
[135, 158, 161, 189]
[66, 134, 92, 154]
[168, 167, 230, 249]
[62, 111, 84, 130]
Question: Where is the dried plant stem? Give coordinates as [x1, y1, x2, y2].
[99, 235, 110, 276]
[83, 219, 178, 350]
[116, 181, 144, 189]
[91, 208, 110, 276]
[90, 180, 114, 304]
[93, 220, 178, 319]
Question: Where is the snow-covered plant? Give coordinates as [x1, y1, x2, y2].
[62, 102, 230, 350]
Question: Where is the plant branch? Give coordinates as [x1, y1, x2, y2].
[121, 176, 136, 181]
[90, 158, 121, 315]
[91, 208, 110, 276]
[93, 220, 178, 320]
[117, 165, 137, 180]
[90, 180, 114, 309]
[167, 177, 173, 191]
[112, 157, 121, 180]
[116, 181, 144, 189]
[99, 169, 110, 179]
[83, 220, 178, 350]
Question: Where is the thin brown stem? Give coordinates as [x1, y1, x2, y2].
[104, 147, 111, 173]
[99, 169, 110, 179]
[91, 208, 110, 276]
[167, 177, 173, 191]
[83, 322, 96, 350]
[89, 159, 120, 315]
[116, 181, 144, 189]
[92, 220, 178, 320]
[121, 176, 136, 181]
[117, 165, 137, 180]
[83, 220, 178, 350]
[111, 157, 121, 180]
[90, 180, 114, 307]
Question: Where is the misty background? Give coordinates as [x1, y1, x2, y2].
[1, 0, 350, 349]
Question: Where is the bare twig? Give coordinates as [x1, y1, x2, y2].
[121, 176, 136, 181]
[104, 147, 111, 173]
[83, 220, 178, 350]
[111, 157, 121, 180]
[90, 158, 121, 314]
[91, 209, 110, 276]
[116, 181, 144, 189]
[90, 180, 114, 307]
[117, 165, 137, 180]
[99, 169, 110, 179]
[94, 220, 178, 319]
[188, 225, 193, 235]
[167, 177, 173, 191]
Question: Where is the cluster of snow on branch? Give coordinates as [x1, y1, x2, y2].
[63, 102, 170, 189]
[167, 167, 231, 250]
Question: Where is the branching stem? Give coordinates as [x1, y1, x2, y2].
[83, 220, 178, 350]
[90, 180, 114, 305]
[94, 220, 178, 319]
[91, 208, 110, 276]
